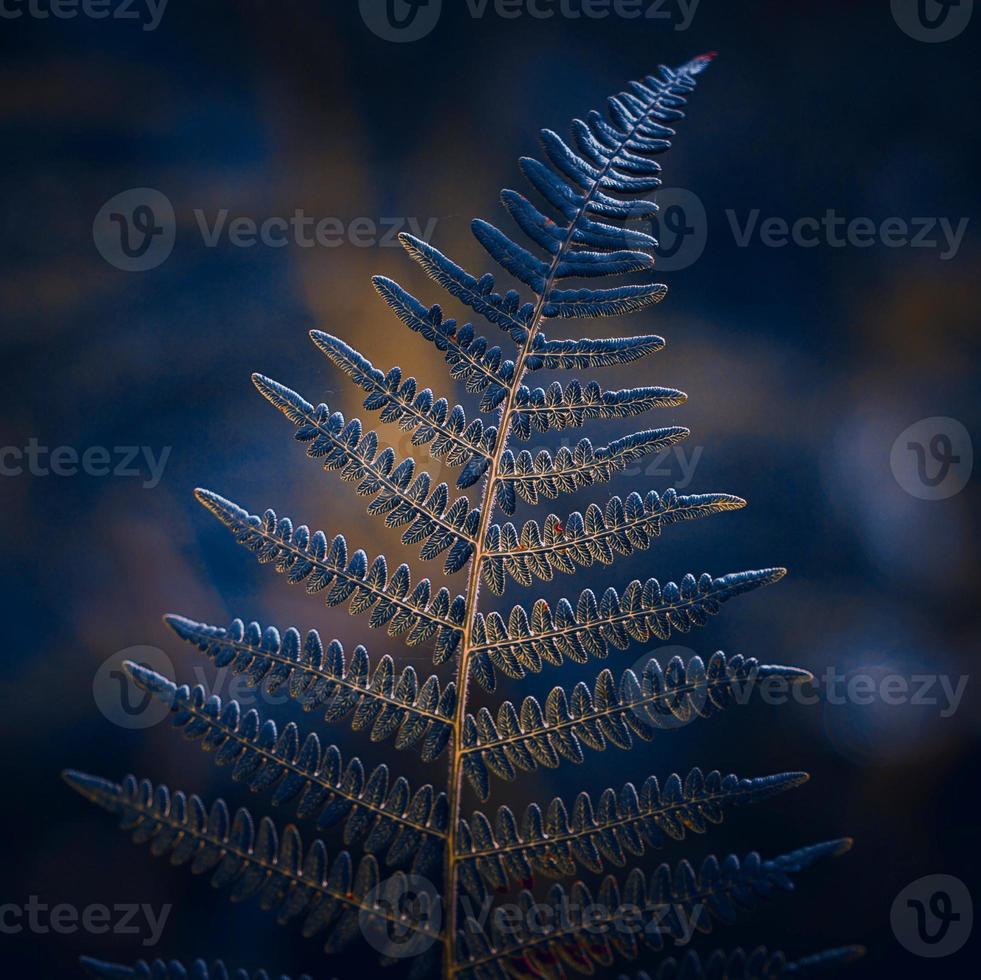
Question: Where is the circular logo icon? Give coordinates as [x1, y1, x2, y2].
[360, 873, 441, 959]
[649, 187, 707, 272]
[892, 874, 973, 957]
[627, 644, 708, 732]
[93, 188, 175, 271]
[359, 0, 442, 42]
[891, 0, 973, 42]
[890, 417, 973, 500]
[93, 645, 175, 729]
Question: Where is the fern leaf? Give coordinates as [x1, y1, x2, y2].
[80, 958, 311, 980]
[460, 651, 810, 798]
[457, 839, 853, 978]
[616, 945, 866, 979]
[457, 770, 808, 897]
[496, 428, 689, 515]
[526, 333, 666, 369]
[194, 490, 465, 663]
[470, 568, 785, 686]
[399, 232, 534, 343]
[459, 56, 713, 330]
[483, 489, 746, 594]
[310, 330, 495, 487]
[164, 614, 455, 760]
[62, 771, 443, 954]
[373, 275, 517, 411]
[253, 374, 479, 573]
[125, 662, 447, 875]
[472, 215, 655, 292]
[509, 380, 685, 440]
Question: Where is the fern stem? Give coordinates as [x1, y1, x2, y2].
[443, 61, 705, 977]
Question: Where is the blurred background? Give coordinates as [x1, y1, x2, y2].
[1, 1, 978, 976]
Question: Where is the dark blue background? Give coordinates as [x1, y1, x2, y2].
[1, 1, 978, 977]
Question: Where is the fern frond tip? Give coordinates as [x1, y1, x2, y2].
[251, 372, 315, 422]
[193, 487, 245, 526]
[62, 769, 119, 809]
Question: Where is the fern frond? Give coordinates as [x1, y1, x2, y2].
[472, 215, 654, 293]
[482, 489, 746, 594]
[457, 839, 853, 979]
[460, 652, 810, 799]
[310, 330, 496, 487]
[194, 490, 465, 663]
[509, 380, 685, 440]
[125, 663, 447, 875]
[616, 945, 866, 979]
[470, 568, 785, 687]
[253, 374, 479, 573]
[62, 771, 443, 954]
[457, 770, 808, 897]
[399, 232, 534, 343]
[373, 275, 517, 411]
[81, 957, 310, 980]
[496, 428, 689, 515]
[65, 55, 860, 979]
[165, 614, 455, 760]
[526, 333, 666, 369]
[460, 57, 713, 331]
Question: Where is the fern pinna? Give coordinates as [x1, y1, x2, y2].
[68, 55, 861, 979]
